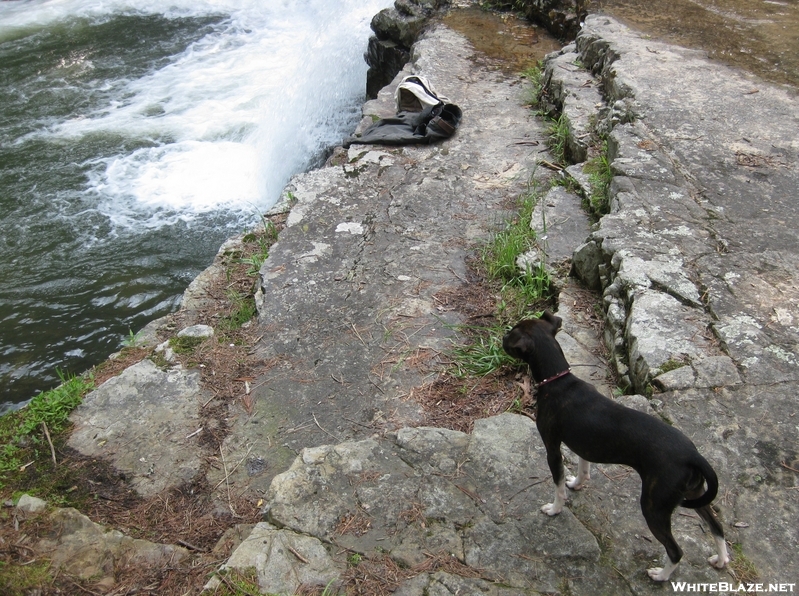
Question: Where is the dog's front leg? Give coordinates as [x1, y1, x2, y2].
[647, 558, 679, 582]
[566, 457, 590, 490]
[542, 447, 567, 516]
[542, 476, 567, 516]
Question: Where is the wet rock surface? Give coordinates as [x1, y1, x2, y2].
[49, 6, 799, 595]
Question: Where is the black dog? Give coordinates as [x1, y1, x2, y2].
[502, 311, 729, 581]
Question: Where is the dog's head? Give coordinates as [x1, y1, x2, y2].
[502, 311, 563, 364]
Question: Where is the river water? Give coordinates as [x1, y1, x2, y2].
[0, 0, 393, 411]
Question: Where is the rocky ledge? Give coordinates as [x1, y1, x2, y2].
[11, 5, 799, 596]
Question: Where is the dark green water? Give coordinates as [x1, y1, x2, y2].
[0, 14, 235, 407]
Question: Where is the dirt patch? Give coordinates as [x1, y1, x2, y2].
[412, 257, 545, 433]
[412, 368, 534, 433]
[92, 346, 152, 386]
[341, 552, 486, 596]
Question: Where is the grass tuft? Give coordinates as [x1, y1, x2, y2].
[481, 186, 552, 314]
[240, 219, 278, 277]
[168, 335, 205, 355]
[482, 189, 537, 279]
[450, 326, 516, 378]
[583, 140, 613, 215]
[0, 370, 94, 480]
[122, 328, 142, 348]
[547, 113, 570, 165]
[449, 181, 553, 378]
[220, 290, 257, 332]
[520, 61, 544, 108]
[209, 567, 263, 596]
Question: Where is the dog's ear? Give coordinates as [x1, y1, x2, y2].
[540, 310, 562, 335]
[502, 326, 536, 358]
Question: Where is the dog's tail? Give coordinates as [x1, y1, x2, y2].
[681, 454, 719, 509]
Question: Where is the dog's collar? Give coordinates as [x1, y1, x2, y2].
[537, 368, 571, 387]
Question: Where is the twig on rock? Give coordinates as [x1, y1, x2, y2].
[312, 412, 340, 442]
[185, 427, 203, 440]
[351, 323, 368, 347]
[538, 159, 563, 171]
[455, 484, 485, 504]
[41, 421, 57, 467]
[288, 545, 310, 564]
[177, 538, 206, 552]
[212, 443, 255, 492]
[506, 478, 547, 502]
[219, 445, 237, 517]
[780, 461, 799, 474]
[67, 579, 103, 596]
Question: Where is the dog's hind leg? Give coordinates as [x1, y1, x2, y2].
[708, 534, 730, 570]
[685, 478, 730, 570]
[641, 493, 683, 581]
[566, 457, 590, 490]
[696, 505, 729, 569]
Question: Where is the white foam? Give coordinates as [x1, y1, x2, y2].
[100, 141, 260, 211]
[2, 0, 393, 229]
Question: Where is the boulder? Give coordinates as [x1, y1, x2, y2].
[365, 0, 449, 98]
[36, 508, 188, 588]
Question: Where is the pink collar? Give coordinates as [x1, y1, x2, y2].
[537, 368, 571, 387]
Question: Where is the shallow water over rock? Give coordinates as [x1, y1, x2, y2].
[598, 0, 799, 89]
[443, 6, 561, 72]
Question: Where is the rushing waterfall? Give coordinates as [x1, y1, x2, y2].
[0, 0, 393, 411]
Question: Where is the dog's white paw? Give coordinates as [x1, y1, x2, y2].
[709, 536, 730, 569]
[708, 554, 729, 569]
[646, 567, 670, 582]
[541, 502, 562, 516]
[566, 475, 583, 490]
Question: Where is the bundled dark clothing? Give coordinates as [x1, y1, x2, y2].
[344, 81, 462, 147]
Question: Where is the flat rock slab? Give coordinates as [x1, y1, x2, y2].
[208, 522, 342, 594]
[261, 414, 608, 594]
[69, 359, 209, 497]
[529, 185, 593, 267]
[210, 24, 554, 500]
